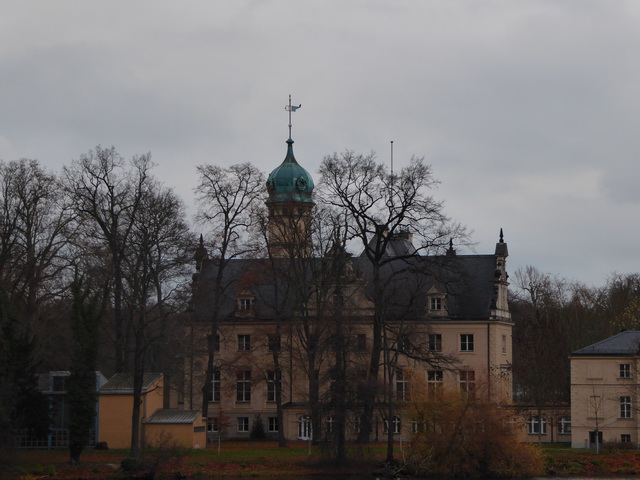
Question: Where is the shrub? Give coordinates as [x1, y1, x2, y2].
[405, 389, 544, 478]
[250, 414, 266, 441]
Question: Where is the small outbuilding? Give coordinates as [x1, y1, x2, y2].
[144, 409, 206, 449]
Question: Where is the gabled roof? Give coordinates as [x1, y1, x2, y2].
[145, 409, 202, 424]
[571, 331, 640, 356]
[100, 373, 163, 394]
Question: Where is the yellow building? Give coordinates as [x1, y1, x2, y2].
[570, 331, 640, 449]
[98, 373, 164, 449]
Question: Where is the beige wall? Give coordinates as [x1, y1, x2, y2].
[513, 406, 572, 443]
[98, 376, 164, 449]
[571, 356, 640, 448]
[184, 315, 513, 441]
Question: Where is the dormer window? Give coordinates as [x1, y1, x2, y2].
[236, 290, 255, 315]
[430, 297, 442, 311]
[238, 298, 254, 311]
[427, 286, 446, 316]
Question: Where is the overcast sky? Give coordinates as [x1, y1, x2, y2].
[1, 1, 639, 287]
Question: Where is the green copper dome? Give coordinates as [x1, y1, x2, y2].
[266, 138, 315, 203]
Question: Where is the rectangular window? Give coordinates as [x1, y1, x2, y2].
[357, 334, 367, 351]
[399, 335, 410, 352]
[211, 369, 221, 402]
[621, 363, 631, 378]
[238, 334, 251, 351]
[528, 416, 547, 435]
[396, 370, 408, 401]
[430, 297, 442, 311]
[502, 334, 507, 354]
[238, 298, 254, 311]
[622, 434, 631, 443]
[558, 416, 571, 435]
[237, 417, 249, 432]
[460, 370, 475, 397]
[460, 334, 474, 352]
[428, 334, 442, 352]
[621, 396, 632, 418]
[268, 334, 281, 352]
[207, 418, 219, 433]
[384, 416, 401, 434]
[427, 370, 443, 399]
[236, 370, 251, 402]
[268, 417, 279, 432]
[325, 416, 334, 433]
[267, 370, 279, 403]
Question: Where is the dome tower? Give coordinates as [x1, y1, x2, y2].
[265, 96, 315, 258]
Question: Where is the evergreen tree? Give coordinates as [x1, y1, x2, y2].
[0, 290, 49, 448]
[250, 414, 266, 441]
[68, 275, 104, 463]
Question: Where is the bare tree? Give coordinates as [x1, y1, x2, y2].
[64, 147, 151, 373]
[123, 182, 192, 457]
[318, 151, 467, 444]
[193, 163, 265, 419]
[0, 159, 74, 338]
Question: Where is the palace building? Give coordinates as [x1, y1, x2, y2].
[182, 122, 513, 442]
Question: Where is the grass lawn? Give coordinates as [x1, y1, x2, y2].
[0, 441, 387, 479]
[6, 441, 640, 479]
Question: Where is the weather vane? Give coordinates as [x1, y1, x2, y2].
[285, 94, 301, 139]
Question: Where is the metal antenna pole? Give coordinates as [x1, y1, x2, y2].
[288, 94, 292, 139]
[390, 140, 394, 176]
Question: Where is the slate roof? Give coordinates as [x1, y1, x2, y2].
[190, 233, 506, 322]
[145, 409, 202, 424]
[100, 373, 163, 394]
[571, 331, 640, 356]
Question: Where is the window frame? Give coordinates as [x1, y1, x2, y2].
[267, 370, 279, 403]
[237, 297, 254, 311]
[427, 370, 443, 399]
[620, 396, 632, 419]
[527, 416, 547, 435]
[237, 417, 249, 433]
[384, 416, 401, 434]
[459, 370, 475, 397]
[428, 334, 442, 352]
[430, 296, 442, 311]
[211, 368, 221, 402]
[236, 370, 251, 403]
[460, 334, 474, 352]
[238, 334, 251, 352]
[396, 369, 408, 401]
[620, 363, 631, 379]
[268, 416, 279, 432]
[558, 416, 571, 435]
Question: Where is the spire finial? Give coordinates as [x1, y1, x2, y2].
[284, 94, 301, 140]
[499, 228, 504, 243]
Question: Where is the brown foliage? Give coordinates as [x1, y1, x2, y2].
[405, 389, 544, 478]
